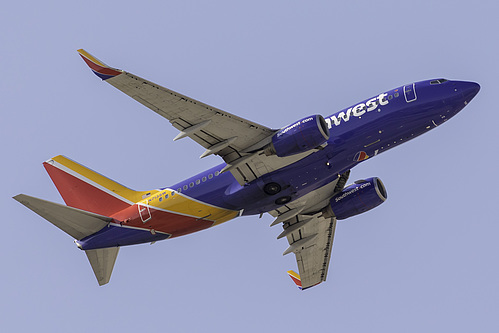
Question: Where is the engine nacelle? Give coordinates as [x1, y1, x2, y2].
[265, 115, 330, 157]
[328, 177, 387, 220]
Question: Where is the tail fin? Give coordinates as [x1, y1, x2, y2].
[13, 194, 119, 286]
[44, 155, 152, 216]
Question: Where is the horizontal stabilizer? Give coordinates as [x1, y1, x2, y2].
[13, 194, 111, 240]
[85, 247, 119, 286]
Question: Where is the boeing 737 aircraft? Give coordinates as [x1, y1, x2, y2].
[14, 50, 480, 289]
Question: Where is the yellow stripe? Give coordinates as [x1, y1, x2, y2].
[77, 49, 108, 67]
[51, 155, 158, 203]
[144, 189, 239, 224]
[287, 270, 301, 280]
[51, 155, 238, 224]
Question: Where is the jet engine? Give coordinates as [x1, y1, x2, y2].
[264, 115, 330, 157]
[327, 177, 387, 220]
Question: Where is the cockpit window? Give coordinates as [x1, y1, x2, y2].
[430, 79, 448, 85]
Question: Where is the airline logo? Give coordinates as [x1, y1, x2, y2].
[325, 93, 389, 128]
[354, 151, 369, 161]
[334, 182, 372, 203]
[277, 117, 314, 137]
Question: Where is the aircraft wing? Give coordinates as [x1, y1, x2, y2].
[78, 49, 316, 185]
[280, 213, 337, 289]
[269, 170, 349, 289]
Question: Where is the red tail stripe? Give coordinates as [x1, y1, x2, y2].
[44, 162, 130, 216]
[111, 205, 213, 237]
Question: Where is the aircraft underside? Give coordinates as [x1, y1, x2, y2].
[14, 49, 480, 289]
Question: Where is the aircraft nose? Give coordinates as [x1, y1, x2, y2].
[456, 81, 480, 103]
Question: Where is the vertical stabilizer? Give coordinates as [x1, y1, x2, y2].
[43, 155, 156, 216]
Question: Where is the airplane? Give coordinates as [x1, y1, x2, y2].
[13, 49, 480, 289]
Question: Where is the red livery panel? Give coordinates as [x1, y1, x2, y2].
[44, 162, 130, 216]
[111, 205, 214, 238]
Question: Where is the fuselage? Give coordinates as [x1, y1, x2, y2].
[76, 79, 480, 250]
[165, 79, 478, 213]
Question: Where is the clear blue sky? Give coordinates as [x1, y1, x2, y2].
[2, 1, 498, 332]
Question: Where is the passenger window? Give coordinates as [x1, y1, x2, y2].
[177, 188, 181, 193]
[388, 95, 393, 100]
[215, 171, 220, 176]
[196, 179, 201, 185]
[394, 92, 399, 97]
[202, 177, 207, 182]
[183, 185, 188, 190]
[189, 182, 194, 188]
[208, 174, 213, 179]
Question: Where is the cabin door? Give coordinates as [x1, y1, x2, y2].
[403, 83, 417, 102]
[138, 203, 152, 223]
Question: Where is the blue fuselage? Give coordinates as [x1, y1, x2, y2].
[168, 79, 479, 216]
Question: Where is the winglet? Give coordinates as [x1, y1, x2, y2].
[77, 49, 122, 80]
[287, 270, 302, 290]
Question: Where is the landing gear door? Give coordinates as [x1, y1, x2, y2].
[404, 83, 417, 103]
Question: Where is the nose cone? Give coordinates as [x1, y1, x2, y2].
[457, 81, 480, 103]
